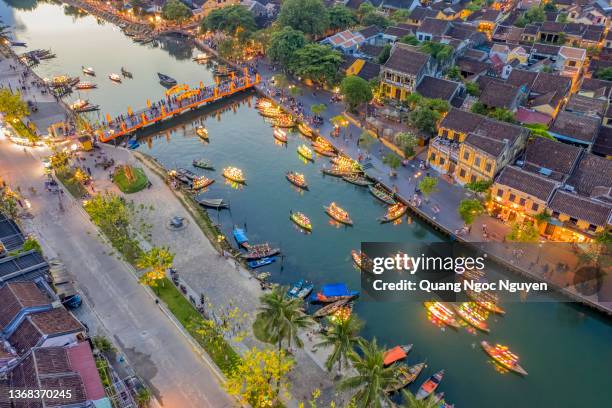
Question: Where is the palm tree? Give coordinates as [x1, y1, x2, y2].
[316, 314, 363, 374]
[338, 338, 401, 408]
[400, 389, 440, 408]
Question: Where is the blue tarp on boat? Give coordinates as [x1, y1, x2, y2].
[233, 227, 248, 245]
[310, 283, 358, 300]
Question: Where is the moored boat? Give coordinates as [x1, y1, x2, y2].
[297, 282, 314, 299]
[157, 72, 177, 86]
[321, 167, 357, 177]
[342, 173, 371, 186]
[196, 197, 229, 209]
[196, 126, 209, 140]
[324, 202, 353, 225]
[369, 183, 396, 205]
[242, 243, 280, 260]
[176, 167, 197, 181]
[121, 67, 132, 78]
[247, 256, 276, 269]
[273, 128, 288, 143]
[286, 171, 308, 190]
[75, 82, 97, 90]
[465, 288, 506, 315]
[191, 176, 214, 190]
[273, 114, 295, 128]
[423, 301, 460, 328]
[453, 302, 490, 333]
[223, 167, 246, 183]
[290, 211, 312, 231]
[383, 344, 413, 366]
[192, 159, 214, 170]
[311, 283, 359, 303]
[75, 104, 99, 113]
[379, 203, 408, 223]
[82, 66, 95, 76]
[351, 250, 362, 269]
[193, 53, 210, 62]
[287, 279, 305, 298]
[416, 370, 444, 400]
[481, 341, 528, 375]
[108, 73, 122, 82]
[259, 105, 283, 118]
[232, 226, 249, 248]
[297, 122, 314, 138]
[312, 298, 350, 318]
[385, 362, 426, 393]
[313, 145, 336, 157]
[70, 99, 89, 111]
[297, 144, 314, 161]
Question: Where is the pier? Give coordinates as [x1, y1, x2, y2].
[94, 69, 260, 142]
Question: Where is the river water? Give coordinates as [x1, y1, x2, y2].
[3, 2, 611, 407]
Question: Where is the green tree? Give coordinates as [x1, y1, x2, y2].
[22, 236, 42, 253]
[338, 338, 400, 408]
[418, 176, 438, 198]
[465, 82, 480, 96]
[0, 89, 29, 121]
[288, 43, 342, 85]
[383, 153, 402, 169]
[136, 388, 151, 408]
[0, 190, 19, 220]
[465, 179, 492, 193]
[201, 5, 256, 38]
[361, 11, 390, 28]
[278, 0, 330, 38]
[446, 65, 461, 80]
[137, 246, 175, 294]
[471, 101, 488, 115]
[399, 34, 419, 46]
[515, 6, 545, 27]
[340, 75, 373, 111]
[506, 221, 539, 242]
[328, 4, 357, 31]
[359, 131, 377, 150]
[377, 43, 391, 64]
[311, 103, 327, 116]
[525, 123, 555, 140]
[400, 389, 441, 408]
[161, 0, 192, 22]
[389, 9, 410, 24]
[267, 26, 306, 68]
[395, 132, 418, 157]
[419, 41, 453, 62]
[489, 108, 516, 124]
[595, 67, 612, 81]
[315, 314, 363, 372]
[409, 107, 441, 135]
[357, 3, 375, 21]
[457, 198, 484, 225]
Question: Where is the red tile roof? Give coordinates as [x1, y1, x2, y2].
[496, 166, 558, 202]
[0, 282, 51, 331]
[67, 342, 106, 401]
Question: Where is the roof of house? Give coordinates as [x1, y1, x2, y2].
[418, 17, 450, 36]
[0, 379, 10, 408]
[549, 111, 601, 144]
[593, 126, 612, 157]
[416, 76, 461, 101]
[66, 342, 106, 401]
[522, 24, 540, 36]
[515, 107, 552, 125]
[384, 26, 414, 38]
[383, 44, 430, 75]
[523, 137, 582, 180]
[8, 307, 84, 355]
[325, 30, 365, 50]
[356, 60, 381, 81]
[565, 94, 607, 117]
[0, 282, 51, 331]
[559, 46, 586, 61]
[567, 152, 612, 195]
[358, 25, 382, 39]
[496, 165, 558, 202]
[549, 190, 612, 226]
[530, 42, 561, 56]
[359, 43, 384, 59]
[456, 57, 490, 76]
[464, 133, 508, 157]
[463, 48, 488, 61]
[493, 25, 525, 43]
[439, 107, 484, 133]
[579, 77, 612, 99]
[409, 6, 439, 22]
[477, 77, 521, 109]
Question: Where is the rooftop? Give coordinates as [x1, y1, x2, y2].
[549, 190, 612, 227]
[523, 137, 582, 181]
[549, 111, 601, 144]
[496, 165, 558, 202]
[416, 75, 461, 102]
[567, 152, 612, 196]
[565, 94, 607, 117]
[383, 44, 430, 76]
[0, 282, 51, 332]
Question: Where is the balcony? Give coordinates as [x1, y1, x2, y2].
[431, 136, 460, 160]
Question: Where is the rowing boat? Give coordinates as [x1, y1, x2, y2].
[287, 279, 306, 298]
[311, 283, 359, 303]
[193, 53, 210, 62]
[297, 144, 314, 161]
[383, 344, 413, 366]
[176, 168, 197, 181]
[416, 370, 444, 400]
[452, 302, 490, 333]
[379, 203, 408, 223]
[242, 243, 281, 260]
[324, 202, 353, 225]
[82, 66, 95, 76]
[481, 341, 528, 375]
[286, 172, 308, 190]
[232, 226, 249, 248]
[196, 126, 209, 140]
[157, 72, 177, 86]
[191, 176, 214, 190]
[297, 122, 314, 138]
[248, 256, 276, 269]
[342, 174, 371, 186]
[192, 159, 214, 170]
[423, 301, 460, 328]
[369, 184, 396, 205]
[386, 362, 426, 393]
[121, 67, 132, 78]
[290, 211, 312, 231]
[312, 298, 350, 318]
[313, 145, 336, 157]
[75, 82, 97, 90]
[196, 198, 229, 209]
[223, 167, 246, 183]
[273, 114, 295, 128]
[109, 73, 122, 83]
[273, 128, 288, 143]
[465, 288, 506, 315]
[321, 167, 357, 177]
[259, 105, 283, 118]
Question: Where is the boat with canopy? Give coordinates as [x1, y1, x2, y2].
[324, 202, 353, 225]
[342, 174, 370, 186]
[379, 203, 408, 223]
[423, 301, 460, 328]
[297, 122, 314, 138]
[311, 283, 359, 303]
[242, 243, 280, 260]
[223, 167, 246, 183]
[232, 226, 249, 248]
[383, 345, 413, 366]
[453, 302, 490, 333]
[286, 172, 308, 190]
[481, 341, 528, 375]
[290, 211, 312, 231]
[196, 126, 208, 140]
[385, 362, 426, 393]
[273, 128, 288, 143]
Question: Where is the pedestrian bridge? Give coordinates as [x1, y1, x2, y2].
[94, 68, 260, 143]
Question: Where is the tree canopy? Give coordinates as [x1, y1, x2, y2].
[328, 4, 357, 31]
[288, 43, 342, 85]
[0, 89, 29, 121]
[201, 5, 256, 38]
[161, 0, 192, 22]
[340, 75, 373, 111]
[420, 41, 453, 62]
[277, 0, 330, 38]
[267, 26, 306, 67]
[595, 67, 612, 81]
[361, 11, 390, 28]
[457, 198, 484, 225]
[377, 44, 391, 64]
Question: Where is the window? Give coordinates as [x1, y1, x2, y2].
[442, 129, 449, 137]
[439, 157, 445, 165]
[509, 193, 516, 202]
[497, 188, 503, 197]
[470, 175, 477, 183]
[463, 151, 470, 161]
[531, 203, 539, 212]
[567, 60, 576, 67]
[485, 162, 492, 173]
[588, 224, 597, 232]
[569, 217, 578, 225]
[459, 169, 466, 178]
[430, 152, 436, 162]
[474, 156, 481, 167]
[552, 211, 560, 218]
[519, 198, 526, 206]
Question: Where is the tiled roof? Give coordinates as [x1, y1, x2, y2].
[593, 126, 612, 157]
[549, 190, 612, 226]
[496, 166, 558, 202]
[418, 17, 450, 36]
[579, 77, 612, 99]
[567, 153, 612, 195]
[359, 43, 383, 58]
[0, 282, 51, 331]
[456, 57, 490, 75]
[0, 379, 10, 408]
[439, 107, 484, 134]
[416, 76, 461, 101]
[358, 25, 382, 39]
[409, 6, 439, 22]
[530, 43, 560, 56]
[477, 77, 521, 110]
[464, 133, 507, 157]
[356, 61, 381, 81]
[565, 94, 607, 117]
[515, 107, 552, 125]
[559, 46, 586, 61]
[463, 48, 487, 61]
[522, 24, 540, 35]
[531, 71, 572, 96]
[549, 111, 601, 144]
[384, 26, 413, 38]
[541, 21, 565, 33]
[383, 44, 430, 75]
[326, 30, 365, 49]
[523, 137, 582, 180]
[506, 69, 538, 89]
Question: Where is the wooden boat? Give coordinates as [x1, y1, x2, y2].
[248, 256, 276, 269]
[176, 168, 197, 181]
[385, 362, 426, 393]
[191, 176, 214, 190]
[258, 105, 283, 118]
[383, 344, 413, 366]
[351, 250, 362, 269]
[290, 211, 312, 231]
[273, 115, 295, 128]
[157, 72, 177, 86]
[416, 370, 444, 400]
[193, 53, 210, 62]
[313, 145, 336, 157]
[465, 288, 506, 315]
[312, 283, 359, 303]
[453, 303, 490, 333]
[324, 202, 353, 225]
[50, 75, 79, 88]
[331, 156, 360, 170]
[121, 67, 132, 78]
[287, 279, 306, 298]
[223, 167, 245, 183]
[321, 167, 356, 177]
[70, 99, 89, 111]
[196, 126, 209, 140]
[75, 82, 96, 90]
[75, 104, 99, 113]
[196, 198, 229, 209]
[423, 301, 460, 328]
[369, 184, 396, 205]
[242, 243, 280, 260]
[312, 298, 350, 318]
[481, 341, 528, 375]
[297, 145, 314, 161]
[273, 128, 288, 143]
[82, 66, 95, 76]
[286, 172, 308, 190]
[379, 203, 408, 223]
[297, 122, 314, 138]
[109, 73, 122, 82]
[232, 226, 249, 248]
[342, 174, 370, 186]
[193, 159, 214, 170]
[297, 282, 314, 299]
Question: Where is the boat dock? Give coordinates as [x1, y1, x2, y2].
[93, 69, 259, 142]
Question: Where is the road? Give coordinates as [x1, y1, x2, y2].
[0, 139, 235, 408]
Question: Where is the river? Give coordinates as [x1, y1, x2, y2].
[2, 1, 611, 407]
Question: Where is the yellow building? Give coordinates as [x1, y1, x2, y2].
[546, 190, 611, 242]
[380, 44, 432, 101]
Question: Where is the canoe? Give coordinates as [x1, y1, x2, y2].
[297, 145, 314, 161]
[311, 283, 359, 303]
[481, 341, 528, 375]
[386, 362, 426, 393]
[324, 202, 353, 225]
[191, 176, 214, 190]
[75, 104, 100, 113]
[290, 211, 312, 231]
[259, 106, 283, 118]
[416, 370, 444, 400]
[312, 298, 350, 318]
[248, 256, 276, 269]
[297, 122, 314, 138]
[286, 172, 308, 190]
[379, 203, 408, 223]
[273, 128, 288, 143]
[158, 72, 177, 86]
[193, 159, 214, 170]
[452, 303, 490, 333]
[321, 167, 357, 177]
[242, 244, 281, 260]
[351, 250, 362, 269]
[297, 282, 314, 299]
[342, 174, 371, 186]
[232, 226, 249, 248]
[273, 115, 295, 128]
[196, 126, 209, 140]
[313, 145, 336, 157]
[383, 344, 413, 366]
[109, 73, 122, 82]
[423, 301, 460, 328]
[223, 167, 246, 183]
[369, 184, 396, 205]
[196, 198, 229, 209]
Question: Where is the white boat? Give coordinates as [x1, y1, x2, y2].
[109, 73, 122, 83]
[193, 53, 210, 62]
[82, 66, 95, 76]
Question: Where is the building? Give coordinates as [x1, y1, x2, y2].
[0, 281, 53, 337]
[555, 46, 587, 80]
[548, 110, 601, 148]
[547, 189, 611, 241]
[321, 30, 366, 55]
[0, 250, 49, 284]
[415, 75, 462, 103]
[379, 43, 433, 100]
